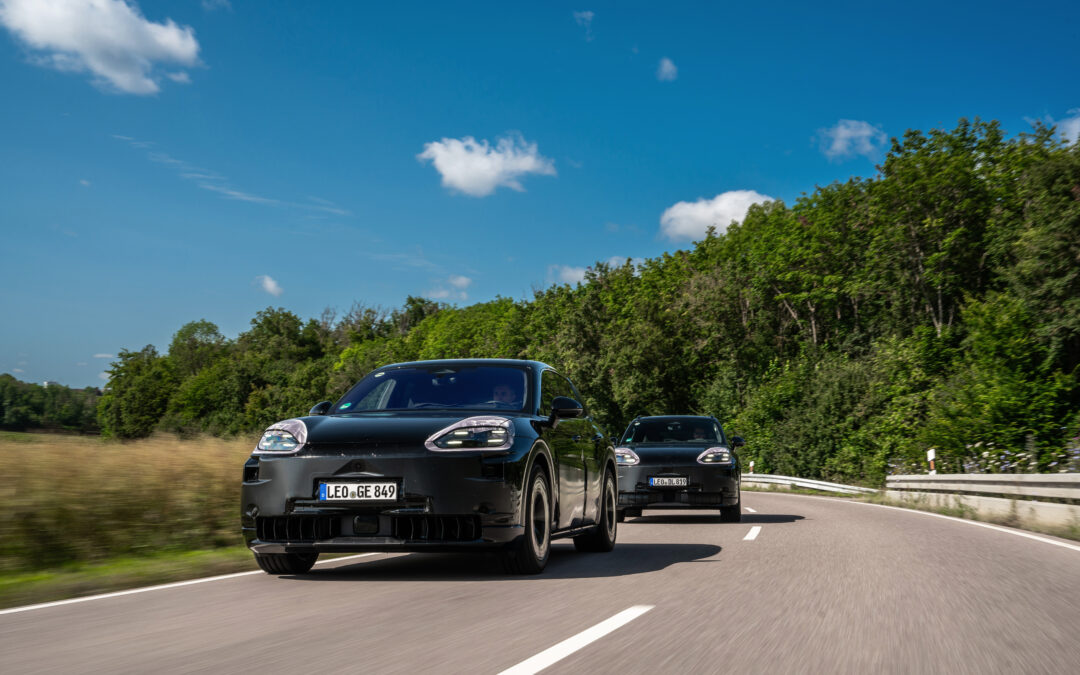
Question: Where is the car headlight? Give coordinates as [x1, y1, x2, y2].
[697, 446, 733, 465]
[614, 447, 640, 466]
[425, 416, 515, 452]
[254, 419, 307, 455]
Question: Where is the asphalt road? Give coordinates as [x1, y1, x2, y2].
[3, 492, 1080, 674]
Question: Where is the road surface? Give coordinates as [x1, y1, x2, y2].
[3, 492, 1079, 674]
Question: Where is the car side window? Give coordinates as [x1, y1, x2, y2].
[561, 375, 587, 417]
[540, 370, 584, 417]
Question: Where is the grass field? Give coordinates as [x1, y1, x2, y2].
[0, 432, 253, 575]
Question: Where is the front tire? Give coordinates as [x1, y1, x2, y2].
[574, 469, 617, 552]
[719, 493, 742, 523]
[503, 464, 551, 574]
[254, 551, 318, 575]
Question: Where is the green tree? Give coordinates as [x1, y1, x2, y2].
[98, 346, 179, 438]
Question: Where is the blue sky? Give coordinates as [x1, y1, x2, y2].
[1, 0, 1078, 388]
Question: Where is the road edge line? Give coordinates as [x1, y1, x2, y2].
[0, 552, 379, 616]
[761, 491, 1080, 553]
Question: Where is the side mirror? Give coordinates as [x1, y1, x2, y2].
[550, 396, 584, 420]
[309, 400, 333, 416]
[731, 436, 746, 448]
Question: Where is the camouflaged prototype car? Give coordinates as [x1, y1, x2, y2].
[241, 359, 617, 574]
[614, 415, 743, 522]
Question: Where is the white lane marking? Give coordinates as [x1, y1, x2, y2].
[498, 605, 654, 675]
[0, 552, 380, 616]
[744, 507, 757, 513]
[763, 492, 1080, 554]
[743, 526, 762, 541]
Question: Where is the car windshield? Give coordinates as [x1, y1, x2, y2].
[333, 365, 529, 413]
[621, 418, 721, 444]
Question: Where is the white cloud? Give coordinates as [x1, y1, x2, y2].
[1058, 112, 1080, 144]
[93, 353, 113, 359]
[1042, 108, 1080, 144]
[79, 178, 91, 186]
[548, 264, 587, 285]
[427, 275, 472, 301]
[98, 371, 109, 381]
[660, 190, 773, 241]
[417, 134, 556, 197]
[573, 10, 594, 40]
[165, 70, 190, 84]
[818, 119, 887, 160]
[199, 182, 280, 205]
[657, 57, 677, 81]
[0, 0, 200, 95]
[13, 368, 24, 373]
[202, 0, 231, 10]
[114, 135, 352, 216]
[605, 255, 645, 269]
[256, 275, 283, 297]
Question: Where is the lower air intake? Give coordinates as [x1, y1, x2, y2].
[257, 515, 341, 542]
[391, 515, 481, 542]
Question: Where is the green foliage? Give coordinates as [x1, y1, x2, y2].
[0, 375, 100, 433]
[93, 119, 1080, 484]
[920, 294, 1076, 472]
[97, 346, 178, 439]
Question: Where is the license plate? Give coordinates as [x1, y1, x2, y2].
[319, 482, 398, 501]
[649, 476, 688, 487]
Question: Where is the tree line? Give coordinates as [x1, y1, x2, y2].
[0, 375, 100, 433]
[27, 119, 1080, 484]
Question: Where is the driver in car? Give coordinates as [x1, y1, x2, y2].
[492, 382, 521, 407]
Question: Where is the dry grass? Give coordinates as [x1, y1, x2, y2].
[0, 433, 253, 573]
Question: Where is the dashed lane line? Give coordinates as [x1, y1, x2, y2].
[498, 605, 655, 675]
[743, 526, 762, 541]
[0, 553, 381, 616]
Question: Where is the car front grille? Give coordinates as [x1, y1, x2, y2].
[391, 515, 481, 542]
[257, 515, 341, 542]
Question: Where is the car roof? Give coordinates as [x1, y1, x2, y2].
[630, 412, 717, 419]
[380, 358, 552, 372]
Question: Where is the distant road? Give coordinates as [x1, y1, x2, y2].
[3, 493, 1079, 674]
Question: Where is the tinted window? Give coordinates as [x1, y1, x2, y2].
[621, 418, 721, 444]
[335, 365, 528, 412]
[540, 370, 580, 416]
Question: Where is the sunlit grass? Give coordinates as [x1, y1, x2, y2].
[0, 433, 253, 573]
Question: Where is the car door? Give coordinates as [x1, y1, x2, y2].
[577, 399, 607, 524]
[541, 369, 587, 529]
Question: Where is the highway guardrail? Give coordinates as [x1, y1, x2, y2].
[886, 473, 1080, 501]
[742, 474, 878, 495]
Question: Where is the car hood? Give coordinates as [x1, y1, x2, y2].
[282, 412, 532, 448]
[624, 442, 727, 464]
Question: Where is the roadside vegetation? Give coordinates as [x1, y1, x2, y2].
[0, 433, 249, 573]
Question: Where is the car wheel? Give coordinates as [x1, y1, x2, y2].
[254, 551, 318, 575]
[719, 494, 742, 523]
[573, 468, 617, 552]
[504, 464, 551, 574]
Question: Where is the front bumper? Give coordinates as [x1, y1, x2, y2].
[616, 463, 740, 508]
[241, 450, 528, 553]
